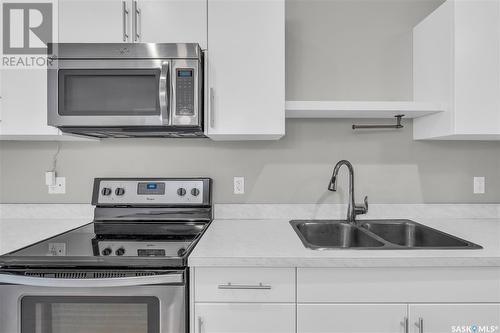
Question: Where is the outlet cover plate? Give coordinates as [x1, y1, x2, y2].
[48, 177, 66, 194]
[233, 177, 245, 194]
[473, 177, 485, 194]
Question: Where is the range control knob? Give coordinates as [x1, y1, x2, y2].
[115, 248, 125, 256]
[101, 187, 112, 196]
[115, 188, 125, 196]
[191, 188, 200, 197]
[102, 248, 112, 256]
[177, 188, 187, 196]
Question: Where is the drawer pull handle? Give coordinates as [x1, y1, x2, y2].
[218, 282, 272, 290]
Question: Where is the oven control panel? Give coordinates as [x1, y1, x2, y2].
[92, 178, 211, 206]
[96, 240, 190, 257]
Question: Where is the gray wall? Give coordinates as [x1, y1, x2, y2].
[286, 0, 445, 100]
[1, 0, 499, 204]
[1, 119, 499, 204]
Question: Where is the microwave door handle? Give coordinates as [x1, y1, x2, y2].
[0, 273, 183, 288]
[159, 62, 170, 125]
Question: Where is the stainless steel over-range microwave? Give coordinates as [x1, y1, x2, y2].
[47, 43, 204, 138]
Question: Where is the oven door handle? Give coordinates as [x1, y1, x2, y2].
[159, 61, 170, 125]
[0, 273, 184, 288]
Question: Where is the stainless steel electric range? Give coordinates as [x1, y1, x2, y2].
[0, 177, 212, 333]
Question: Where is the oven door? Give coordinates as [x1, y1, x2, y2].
[48, 60, 172, 128]
[0, 270, 185, 333]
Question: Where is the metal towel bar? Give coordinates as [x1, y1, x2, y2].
[352, 114, 405, 130]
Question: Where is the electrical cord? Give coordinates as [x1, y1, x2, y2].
[51, 142, 61, 172]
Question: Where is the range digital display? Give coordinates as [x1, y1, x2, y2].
[137, 182, 165, 195]
[138, 249, 166, 257]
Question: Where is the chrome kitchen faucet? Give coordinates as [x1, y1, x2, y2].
[328, 160, 369, 224]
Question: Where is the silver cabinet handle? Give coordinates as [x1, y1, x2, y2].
[218, 282, 272, 290]
[197, 317, 203, 333]
[403, 317, 409, 333]
[133, 0, 141, 42]
[122, 1, 129, 41]
[0, 272, 184, 288]
[209, 87, 215, 128]
[159, 61, 170, 125]
[416, 317, 424, 333]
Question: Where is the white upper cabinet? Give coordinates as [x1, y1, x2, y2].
[0, 69, 59, 138]
[135, 0, 207, 48]
[0, 1, 81, 140]
[413, 0, 500, 140]
[206, 0, 285, 140]
[59, 0, 126, 43]
[59, 0, 207, 47]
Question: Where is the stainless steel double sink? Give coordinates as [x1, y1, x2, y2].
[290, 219, 482, 250]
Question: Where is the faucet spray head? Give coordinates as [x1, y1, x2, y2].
[328, 176, 337, 191]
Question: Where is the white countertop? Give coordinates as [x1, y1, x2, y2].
[188, 218, 500, 267]
[1, 204, 499, 267]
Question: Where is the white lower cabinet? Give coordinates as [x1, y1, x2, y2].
[192, 268, 500, 333]
[195, 303, 295, 333]
[298, 304, 407, 333]
[408, 304, 500, 333]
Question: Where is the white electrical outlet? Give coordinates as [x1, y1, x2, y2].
[473, 177, 485, 194]
[234, 177, 245, 194]
[48, 243, 66, 256]
[48, 177, 66, 194]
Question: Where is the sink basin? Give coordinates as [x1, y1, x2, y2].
[360, 220, 482, 249]
[290, 220, 384, 249]
[290, 219, 482, 250]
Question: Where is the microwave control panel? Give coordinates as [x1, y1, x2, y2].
[175, 68, 195, 116]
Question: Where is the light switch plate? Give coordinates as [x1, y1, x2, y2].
[473, 177, 485, 194]
[48, 177, 66, 194]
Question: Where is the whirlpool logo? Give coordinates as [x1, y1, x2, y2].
[451, 325, 499, 333]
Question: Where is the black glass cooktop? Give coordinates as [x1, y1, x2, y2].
[0, 222, 207, 268]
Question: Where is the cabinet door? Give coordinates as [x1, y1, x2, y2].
[135, 0, 207, 48]
[409, 304, 500, 333]
[0, 69, 59, 137]
[59, 0, 127, 42]
[195, 303, 294, 333]
[207, 0, 285, 140]
[298, 304, 407, 333]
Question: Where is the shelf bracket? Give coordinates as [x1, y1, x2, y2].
[352, 115, 405, 130]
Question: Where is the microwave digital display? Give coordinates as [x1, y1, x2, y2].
[177, 70, 192, 77]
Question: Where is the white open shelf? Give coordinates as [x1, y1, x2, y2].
[285, 101, 445, 119]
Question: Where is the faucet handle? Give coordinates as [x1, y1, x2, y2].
[354, 196, 369, 215]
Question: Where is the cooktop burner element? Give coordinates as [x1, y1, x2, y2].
[0, 178, 212, 268]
